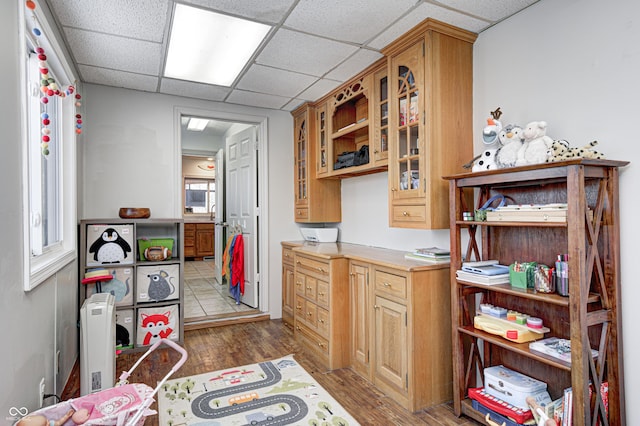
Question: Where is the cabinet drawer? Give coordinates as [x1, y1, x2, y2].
[317, 307, 330, 338]
[296, 322, 329, 356]
[184, 226, 196, 237]
[304, 276, 317, 301]
[196, 223, 214, 231]
[295, 273, 306, 296]
[295, 255, 330, 278]
[295, 208, 309, 220]
[392, 204, 426, 223]
[295, 295, 305, 318]
[304, 302, 318, 327]
[316, 280, 329, 308]
[184, 236, 195, 247]
[375, 270, 407, 300]
[282, 246, 295, 265]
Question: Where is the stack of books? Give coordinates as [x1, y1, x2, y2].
[404, 246, 450, 263]
[456, 260, 510, 285]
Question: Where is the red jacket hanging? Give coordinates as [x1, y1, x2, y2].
[231, 234, 244, 295]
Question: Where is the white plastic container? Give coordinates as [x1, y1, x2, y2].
[484, 365, 551, 409]
[300, 227, 338, 242]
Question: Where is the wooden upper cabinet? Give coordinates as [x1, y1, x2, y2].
[316, 102, 329, 177]
[291, 103, 341, 223]
[383, 19, 477, 229]
[372, 65, 389, 165]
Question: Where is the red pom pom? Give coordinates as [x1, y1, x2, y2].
[75, 94, 81, 99]
[38, 54, 46, 61]
[42, 118, 50, 125]
[40, 68, 48, 74]
[77, 119, 83, 124]
[26, 1, 36, 10]
[47, 89, 54, 96]
[42, 135, 50, 142]
[76, 114, 81, 119]
[36, 47, 44, 54]
[41, 96, 48, 104]
[76, 129, 82, 134]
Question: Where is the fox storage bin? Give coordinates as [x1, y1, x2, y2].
[86, 267, 133, 307]
[135, 264, 180, 303]
[86, 223, 135, 266]
[136, 304, 179, 347]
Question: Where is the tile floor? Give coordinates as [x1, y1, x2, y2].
[183, 260, 257, 321]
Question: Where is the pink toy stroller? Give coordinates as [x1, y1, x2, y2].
[18, 339, 187, 426]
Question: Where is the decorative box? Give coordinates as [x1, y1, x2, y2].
[484, 365, 551, 410]
[136, 304, 179, 346]
[115, 309, 134, 350]
[86, 223, 134, 266]
[85, 267, 133, 307]
[136, 264, 180, 303]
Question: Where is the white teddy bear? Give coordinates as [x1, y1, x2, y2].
[516, 121, 554, 166]
[495, 124, 524, 168]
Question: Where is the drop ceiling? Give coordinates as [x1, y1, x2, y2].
[45, 0, 539, 112]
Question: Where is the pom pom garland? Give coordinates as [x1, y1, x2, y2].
[26, 0, 83, 156]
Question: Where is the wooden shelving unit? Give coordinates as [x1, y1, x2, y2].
[445, 160, 628, 425]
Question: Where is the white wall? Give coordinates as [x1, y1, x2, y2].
[81, 84, 298, 320]
[1, 0, 78, 416]
[472, 0, 639, 421]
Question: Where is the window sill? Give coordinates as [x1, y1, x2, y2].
[26, 248, 76, 291]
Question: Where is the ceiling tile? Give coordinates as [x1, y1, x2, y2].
[284, 0, 419, 44]
[325, 49, 384, 81]
[53, 0, 170, 43]
[256, 28, 359, 77]
[236, 65, 317, 98]
[180, 0, 296, 24]
[160, 78, 231, 101]
[296, 78, 343, 101]
[64, 28, 162, 75]
[433, 0, 540, 22]
[78, 65, 160, 92]
[227, 89, 291, 110]
[368, 2, 488, 49]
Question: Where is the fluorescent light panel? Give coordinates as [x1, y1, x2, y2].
[187, 118, 209, 131]
[165, 4, 271, 87]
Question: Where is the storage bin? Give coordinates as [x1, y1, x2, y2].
[137, 238, 174, 261]
[509, 262, 536, 289]
[484, 365, 551, 410]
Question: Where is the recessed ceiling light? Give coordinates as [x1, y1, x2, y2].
[187, 118, 209, 131]
[165, 4, 271, 87]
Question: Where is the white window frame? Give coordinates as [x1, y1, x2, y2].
[21, 2, 77, 291]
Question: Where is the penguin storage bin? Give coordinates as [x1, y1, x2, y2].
[85, 267, 134, 307]
[136, 304, 179, 347]
[136, 264, 180, 303]
[86, 224, 135, 267]
[115, 309, 134, 350]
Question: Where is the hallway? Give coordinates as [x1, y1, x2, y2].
[183, 260, 257, 321]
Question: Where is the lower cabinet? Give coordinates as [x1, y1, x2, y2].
[287, 242, 452, 412]
[281, 243, 296, 326]
[184, 223, 214, 259]
[293, 251, 350, 370]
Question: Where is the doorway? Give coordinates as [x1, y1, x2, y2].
[177, 107, 269, 325]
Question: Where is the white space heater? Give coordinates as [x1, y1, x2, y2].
[80, 292, 116, 395]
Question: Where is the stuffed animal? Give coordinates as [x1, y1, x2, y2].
[495, 124, 524, 168]
[471, 113, 502, 171]
[516, 121, 554, 166]
[546, 140, 605, 162]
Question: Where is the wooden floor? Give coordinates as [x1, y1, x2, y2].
[62, 319, 481, 425]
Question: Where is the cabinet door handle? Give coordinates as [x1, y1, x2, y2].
[391, 188, 397, 192]
[317, 267, 326, 273]
[318, 291, 325, 296]
[383, 282, 391, 287]
[374, 304, 379, 309]
[319, 319, 325, 324]
[402, 211, 409, 216]
[307, 312, 312, 317]
[318, 342, 326, 348]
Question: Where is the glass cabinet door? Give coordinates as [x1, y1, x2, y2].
[294, 111, 308, 206]
[316, 103, 328, 176]
[373, 67, 389, 163]
[390, 41, 423, 199]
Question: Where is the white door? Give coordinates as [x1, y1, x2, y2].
[214, 149, 224, 285]
[225, 126, 258, 308]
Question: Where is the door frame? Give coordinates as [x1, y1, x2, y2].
[174, 106, 270, 314]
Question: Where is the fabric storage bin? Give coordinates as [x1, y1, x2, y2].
[115, 309, 134, 350]
[137, 238, 174, 261]
[136, 264, 180, 303]
[484, 365, 551, 409]
[86, 223, 134, 266]
[136, 304, 179, 346]
[85, 267, 133, 306]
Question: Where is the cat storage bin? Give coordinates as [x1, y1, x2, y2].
[136, 264, 180, 303]
[85, 267, 134, 307]
[115, 309, 135, 350]
[136, 304, 180, 347]
[85, 223, 135, 267]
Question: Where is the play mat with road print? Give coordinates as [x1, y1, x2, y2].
[158, 355, 359, 425]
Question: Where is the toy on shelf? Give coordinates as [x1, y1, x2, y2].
[546, 139, 605, 162]
[516, 121, 555, 166]
[495, 124, 524, 168]
[467, 107, 503, 171]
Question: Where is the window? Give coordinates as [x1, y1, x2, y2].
[22, 3, 77, 290]
[184, 178, 215, 215]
